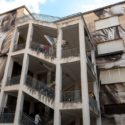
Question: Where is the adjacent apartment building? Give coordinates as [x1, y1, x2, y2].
[0, 1, 125, 125]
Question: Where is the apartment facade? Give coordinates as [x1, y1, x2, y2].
[0, 1, 125, 125]
[84, 1, 125, 125]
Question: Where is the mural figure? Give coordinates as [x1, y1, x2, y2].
[0, 11, 17, 82]
[84, 3, 125, 125]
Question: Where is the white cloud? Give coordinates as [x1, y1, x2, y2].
[0, 0, 124, 16]
[0, 0, 50, 14]
[72, 0, 124, 13]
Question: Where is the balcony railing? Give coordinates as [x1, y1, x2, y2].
[89, 97, 98, 113]
[20, 112, 34, 125]
[14, 43, 25, 51]
[32, 13, 60, 22]
[62, 47, 79, 58]
[6, 76, 20, 86]
[61, 90, 81, 102]
[26, 76, 55, 99]
[0, 113, 15, 123]
[20, 112, 53, 125]
[30, 42, 56, 59]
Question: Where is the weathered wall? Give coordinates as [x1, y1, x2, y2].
[84, 2, 125, 125]
[0, 7, 30, 84]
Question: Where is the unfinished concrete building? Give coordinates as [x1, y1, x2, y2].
[0, 1, 125, 125]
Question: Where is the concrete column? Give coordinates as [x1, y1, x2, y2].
[13, 23, 32, 125]
[14, 54, 29, 125]
[0, 93, 8, 113]
[14, 91, 24, 125]
[91, 50, 96, 73]
[20, 54, 29, 85]
[79, 17, 90, 125]
[0, 28, 18, 110]
[91, 50, 102, 125]
[54, 27, 62, 125]
[11, 28, 19, 52]
[25, 23, 33, 49]
[0, 56, 13, 107]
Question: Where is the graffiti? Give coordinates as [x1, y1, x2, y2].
[94, 4, 125, 19]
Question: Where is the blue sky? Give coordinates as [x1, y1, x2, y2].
[0, 0, 124, 17]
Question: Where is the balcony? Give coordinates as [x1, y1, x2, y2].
[61, 90, 81, 102]
[6, 76, 20, 86]
[0, 112, 15, 123]
[20, 112, 34, 125]
[30, 42, 56, 59]
[62, 47, 79, 58]
[13, 43, 25, 52]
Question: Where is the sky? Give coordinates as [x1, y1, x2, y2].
[0, 0, 124, 17]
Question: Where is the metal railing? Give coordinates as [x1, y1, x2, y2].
[21, 112, 35, 125]
[89, 97, 98, 113]
[61, 90, 81, 102]
[20, 112, 53, 125]
[62, 47, 80, 58]
[0, 113, 15, 123]
[32, 13, 60, 22]
[86, 56, 95, 76]
[30, 42, 56, 59]
[26, 76, 55, 99]
[14, 43, 25, 51]
[6, 76, 20, 86]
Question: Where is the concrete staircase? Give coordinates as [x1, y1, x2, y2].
[22, 76, 54, 109]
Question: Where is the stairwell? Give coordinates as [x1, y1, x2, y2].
[23, 76, 55, 109]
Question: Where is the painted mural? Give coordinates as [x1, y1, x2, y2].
[84, 2, 125, 125]
[0, 10, 17, 83]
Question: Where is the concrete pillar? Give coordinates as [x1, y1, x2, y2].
[0, 56, 13, 107]
[93, 81, 102, 125]
[54, 27, 62, 125]
[14, 23, 32, 125]
[0, 93, 8, 113]
[25, 22, 33, 49]
[11, 28, 19, 52]
[0, 28, 18, 111]
[20, 54, 29, 85]
[91, 50, 102, 125]
[79, 17, 90, 125]
[14, 54, 29, 125]
[14, 91, 24, 125]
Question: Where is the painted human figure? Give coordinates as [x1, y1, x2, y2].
[0, 11, 16, 82]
